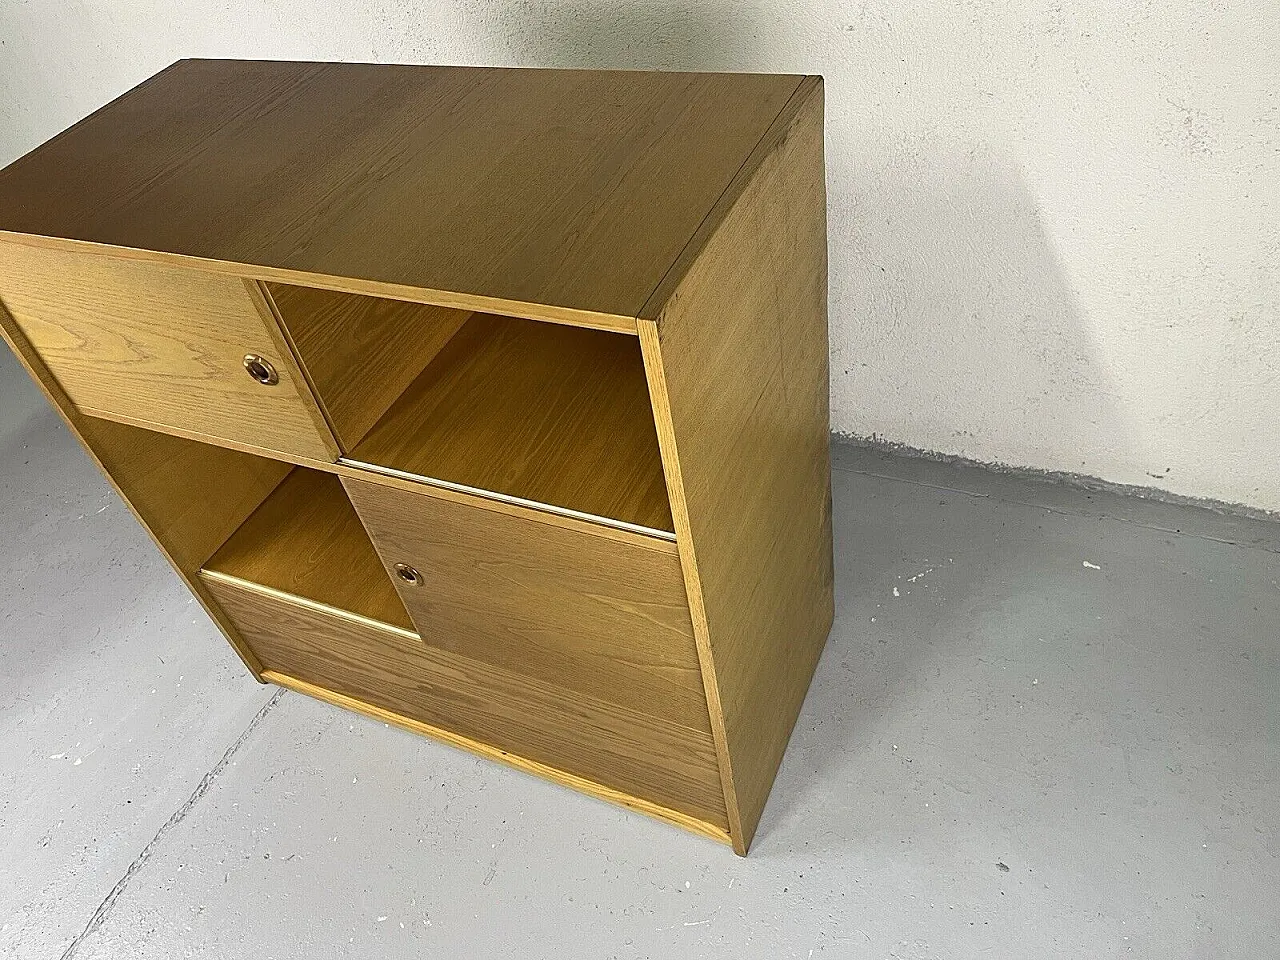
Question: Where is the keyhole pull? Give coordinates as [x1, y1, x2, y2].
[243, 354, 279, 385]
[394, 563, 423, 586]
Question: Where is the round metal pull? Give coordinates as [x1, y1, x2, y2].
[394, 563, 423, 586]
[243, 354, 279, 385]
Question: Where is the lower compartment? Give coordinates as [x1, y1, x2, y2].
[206, 577, 730, 839]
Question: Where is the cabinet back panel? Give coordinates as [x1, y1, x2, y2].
[80, 416, 292, 573]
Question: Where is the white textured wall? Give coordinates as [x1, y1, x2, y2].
[2, 1, 1277, 509]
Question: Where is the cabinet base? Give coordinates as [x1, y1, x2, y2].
[261, 670, 735, 849]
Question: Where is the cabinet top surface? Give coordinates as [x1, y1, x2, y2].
[0, 59, 807, 321]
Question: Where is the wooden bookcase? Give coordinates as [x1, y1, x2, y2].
[0, 60, 833, 854]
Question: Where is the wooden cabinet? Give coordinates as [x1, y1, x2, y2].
[0, 60, 833, 854]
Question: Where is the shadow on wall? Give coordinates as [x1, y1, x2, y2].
[830, 142, 1128, 474]
[481, 0, 1125, 476]
[482, 0, 781, 71]
[0, 34, 63, 166]
[0, 7, 120, 165]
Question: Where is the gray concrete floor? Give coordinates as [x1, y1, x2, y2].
[2, 341, 1278, 960]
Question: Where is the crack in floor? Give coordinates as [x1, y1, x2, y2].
[57, 689, 285, 960]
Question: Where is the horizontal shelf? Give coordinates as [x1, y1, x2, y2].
[201, 468, 417, 636]
[349, 313, 675, 535]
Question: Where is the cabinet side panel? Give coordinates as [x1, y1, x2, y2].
[640, 83, 833, 853]
[81, 417, 292, 572]
[0, 304, 283, 678]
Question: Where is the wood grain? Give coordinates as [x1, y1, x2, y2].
[639, 77, 824, 321]
[0, 301, 267, 677]
[0, 241, 338, 461]
[209, 583, 729, 830]
[80, 417, 291, 572]
[342, 475, 710, 733]
[640, 81, 834, 854]
[330, 461, 681, 557]
[0, 60, 802, 326]
[0, 62, 833, 852]
[203, 468, 416, 633]
[351, 313, 673, 533]
[266, 282, 471, 451]
[263, 669, 731, 845]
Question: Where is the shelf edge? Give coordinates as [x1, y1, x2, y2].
[340, 458, 679, 544]
[199, 569, 422, 644]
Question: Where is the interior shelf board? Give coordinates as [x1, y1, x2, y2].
[350, 313, 675, 534]
[202, 468, 417, 634]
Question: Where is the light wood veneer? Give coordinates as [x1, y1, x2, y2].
[343, 475, 707, 732]
[0, 61, 832, 853]
[348, 313, 674, 534]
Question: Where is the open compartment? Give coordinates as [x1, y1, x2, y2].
[265, 283, 674, 536]
[77, 416, 411, 639]
[77, 416, 294, 574]
[199, 467, 417, 638]
[265, 284, 471, 454]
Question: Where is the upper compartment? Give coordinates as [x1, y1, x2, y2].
[267, 282, 674, 536]
[0, 237, 675, 536]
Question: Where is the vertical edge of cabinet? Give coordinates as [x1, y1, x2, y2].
[243, 278, 343, 460]
[638, 78, 834, 855]
[0, 297, 271, 681]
